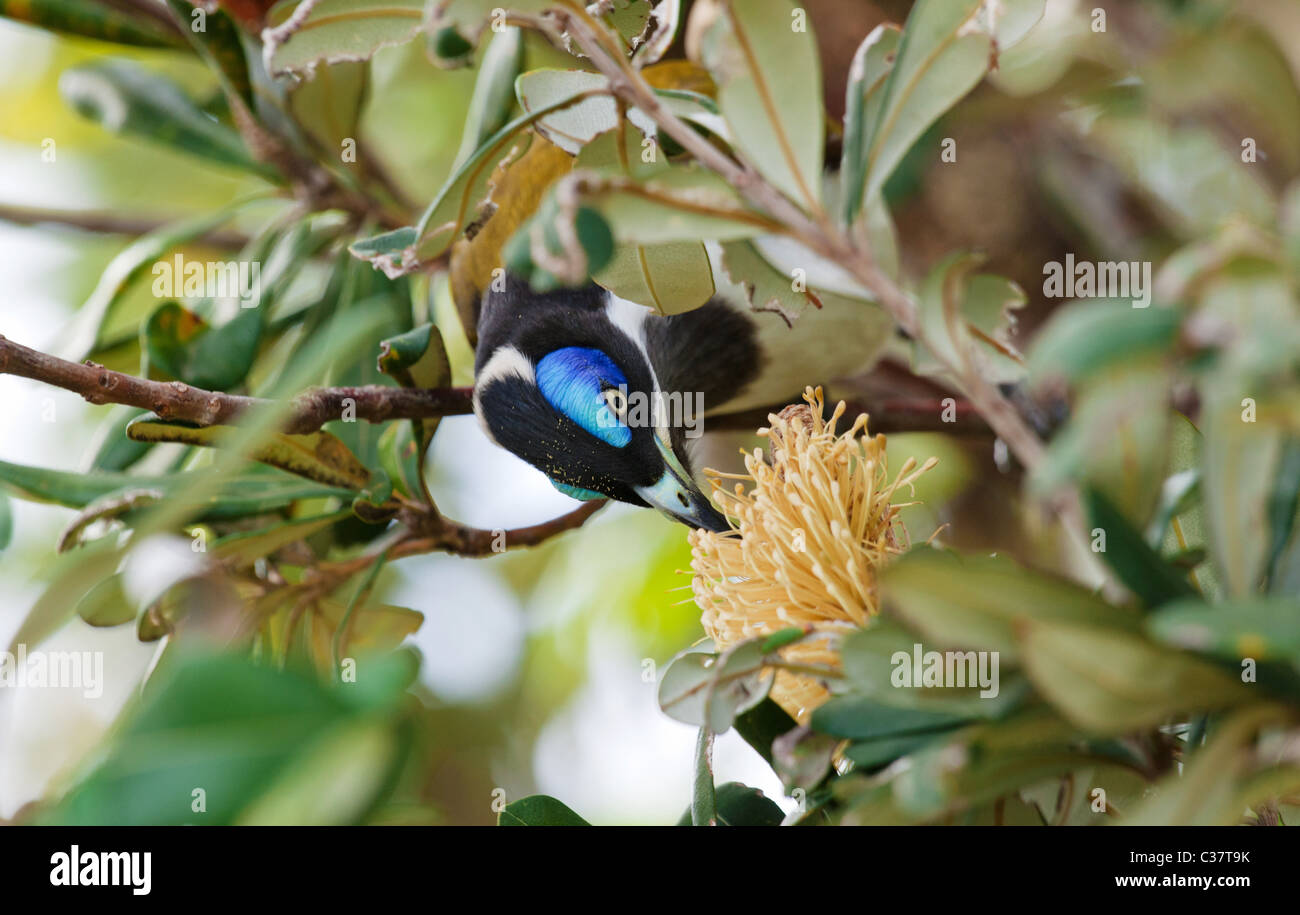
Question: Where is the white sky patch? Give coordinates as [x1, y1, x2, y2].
[532, 628, 792, 825]
[391, 556, 525, 705]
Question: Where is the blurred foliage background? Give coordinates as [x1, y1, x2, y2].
[0, 0, 1298, 825]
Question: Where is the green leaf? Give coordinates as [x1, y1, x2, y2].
[884, 712, 1086, 821]
[214, 510, 352, 569]
[409, 102, 592, 265]
[43, 649, 413, 825]
[378, 422, 425, 502]
[761, 627, 807, 653]
[75, 573, 135, 628]
[576, 122, 716, 313]
[428, 0, 550, 66]
[578, 166, 772, 244]
[453, 25, 524, 167]
[287, 60, 368, 157]
[90, 407, 153, 472]
[912, 253, 1027, 386]
[685, 0, 821, 211]
[1148, 597, 1300, 671]
[772, 726, 837, 790]
[498, 795, 590, 826]
[811, 696, 971, 741]
[517, 69, 626, 155]
[841, 23, 901, 225]
[66, 196, 268, 359]
[377, 323, 452, 390]
[879, 549, 1140, 662]
[126, 420, 372, 491]
[57, 487, 162, 554]
[633, 0, 681, 66]
[1083, 487, 1197, 608]
[658, 638, 775, 734]
[0, 491, 11, 552]
[1265, 438, 1300, 589]
[59, 59, 276, 180]
[348, 226, 419, 278]
[605, 0, 652, 51]
[733, 697, 797, 768]
[143, 302, 263, 391]
[265, 0, 424, 75]
[857, 0, 989, 207]
[691, 726, 716, 826]
[710, 782, 784, 826]
[164, 0, 254, 108]
[836, 619, 1034, 718]
[842, 733, 937, 770]
[0, 459, 353, 518]
[688, 0, 822, 211]
[1019, 621, 1251, 735]
[237, 716, 407, 825]
[0, 0, 186, 48]
[1077, 115, 1275, 238]
[1027, 300, 1182, 386]
[1202, 395, 1285, 598]
[314, 596, 422, 670]
[717, 239, 825, 322]
[1032, 365, 1174, 527]
[593, 241, 716, 314]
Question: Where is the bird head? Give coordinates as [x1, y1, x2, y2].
[473, 279, 730, 532]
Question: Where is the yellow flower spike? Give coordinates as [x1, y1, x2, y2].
[688, 386, 939, 724]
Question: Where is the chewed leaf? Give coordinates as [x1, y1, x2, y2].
[429, 0, 551, 66]
[349, 226, 419, 278]
[517, 69, 622, 155]
[912, 253, 1027, 386]
[719, 239, 822, 323]
[265, 0, 425, 75]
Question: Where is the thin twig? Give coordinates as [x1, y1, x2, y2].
[0, 204, 252, 249]
[396, 499, 609, 558]
[0, 335, 472, 434]
[317, 500, 608, 577]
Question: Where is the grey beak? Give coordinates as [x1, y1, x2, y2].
[634, 437, 731, 533]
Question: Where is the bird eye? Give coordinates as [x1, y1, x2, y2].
[602, 387, 629, 419]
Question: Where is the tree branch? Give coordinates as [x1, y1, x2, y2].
[0, 204, 252, 249]
[0, 335, 472, 433]
[315, 501, 608, 580]
[397, 499, 609, 558]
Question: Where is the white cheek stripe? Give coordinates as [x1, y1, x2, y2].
[473, 345, 535, 445]
[605, 293, 671, 447]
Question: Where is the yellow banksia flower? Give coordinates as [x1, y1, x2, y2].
[689, 387, 938, 723]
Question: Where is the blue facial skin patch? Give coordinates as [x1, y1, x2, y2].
[535, 347, 632, 447]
